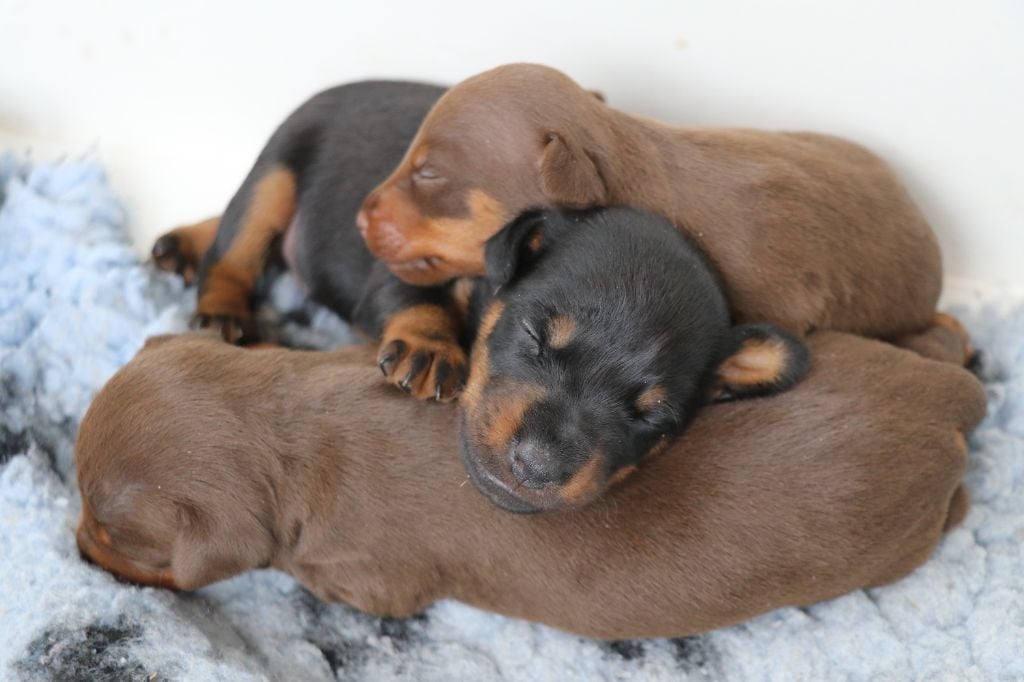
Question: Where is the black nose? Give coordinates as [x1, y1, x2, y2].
[509, 440, 572, 489]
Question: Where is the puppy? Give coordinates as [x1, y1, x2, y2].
[357, 63, 947, 361]
[152, 80, 473, 401]
[75, 329, 984, 640]
[461, 207, 809, 511]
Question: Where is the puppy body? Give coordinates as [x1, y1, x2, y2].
[592, 114, 940, 336]
[76, 332, 984, 640]
[360, 64, 942, 338]
[154, 81, 472, 400]
[461, 207, 809, 512]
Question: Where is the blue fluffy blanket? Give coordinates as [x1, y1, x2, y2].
[1, 154, 1022, 681]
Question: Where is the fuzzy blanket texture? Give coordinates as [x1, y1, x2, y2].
[0, 153, 1022, 681]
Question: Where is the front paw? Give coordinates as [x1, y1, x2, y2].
[377, 336, 468, 402]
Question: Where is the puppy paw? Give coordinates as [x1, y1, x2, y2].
[151, 217, 219, 285]
[152, 232, 199, 285]
[193, 263, 257, 344]
[377, 335, 468, 402]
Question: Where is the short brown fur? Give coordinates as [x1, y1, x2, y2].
[360, 64, 944, 340]
[76, 331, 985, 640]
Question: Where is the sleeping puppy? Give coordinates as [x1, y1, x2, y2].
[357, 63, 951, 368]
[75, 330, 984, 640]
[461, 207, 809, 511]
[167, 196, 808, 511]
[151, 80, 472, 401]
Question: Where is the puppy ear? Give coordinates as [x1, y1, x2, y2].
[587, 89, 606, 103]
[711, 324, 810, 402]
[170, 502, 275, 590]
[539, 133, 608, 206]
[483, 211, 551, 289]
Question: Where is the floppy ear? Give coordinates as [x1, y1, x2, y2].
[483, 211, 552, 290]
[539, 133, 608, 206]
[170, 502, 275, 590]
[711, 324, 810, 402]
[587, 89, 606, 103]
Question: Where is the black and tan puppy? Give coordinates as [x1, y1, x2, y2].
[462, 208, 808, 511]
[75, 331, 983, 640]
[152, 80, 472, 400]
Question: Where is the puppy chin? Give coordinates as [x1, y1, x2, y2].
[458, 437, 612, 513]
[386, 256, 453, 286]
[460, 441, 541, 514]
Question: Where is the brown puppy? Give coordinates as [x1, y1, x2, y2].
[75, 330, 984, 640]
[357, 63, 943, 356]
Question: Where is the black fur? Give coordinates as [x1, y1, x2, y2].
[188, 85, 805, 510]
[460, 207, 809, 508]
[195, 80, 453, 339]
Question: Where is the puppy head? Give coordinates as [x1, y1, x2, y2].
[356, 63, 610, 286]
[458, 209, 809, 513]
[74, 335, 277, 590]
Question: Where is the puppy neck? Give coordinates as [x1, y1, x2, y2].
[594, 108, 709, 217]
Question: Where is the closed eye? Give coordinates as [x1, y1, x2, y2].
[522, 319, 544, 356]
[413, 166, 444, 184]
[633, 386, 679, 431]
[635, 404, 679, 432]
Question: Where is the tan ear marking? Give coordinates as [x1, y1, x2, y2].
[718, 338, 787, 387]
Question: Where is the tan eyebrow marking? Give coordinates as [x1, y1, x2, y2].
[547, 315, 576, 349]
[636, 385, 668, 412]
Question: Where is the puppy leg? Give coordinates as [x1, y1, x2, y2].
[891, 313, 976, 367]
[355, 265, 470, 402]
[194, 165, 298, 343]
[151, 216, 220, 285]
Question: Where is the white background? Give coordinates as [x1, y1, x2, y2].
[1, 0, 1021, 290]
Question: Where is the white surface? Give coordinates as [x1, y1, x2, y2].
[1, 0, 1021, 286]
